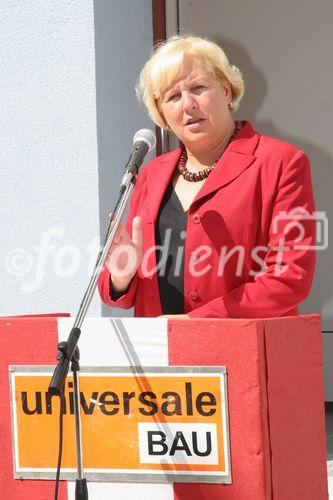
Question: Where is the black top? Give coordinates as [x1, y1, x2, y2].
[155, 182, 187, 314]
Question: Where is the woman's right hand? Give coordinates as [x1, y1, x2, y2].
[105, 216, 143, 293]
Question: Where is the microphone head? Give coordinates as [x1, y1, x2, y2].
[133, 128, 156, 152]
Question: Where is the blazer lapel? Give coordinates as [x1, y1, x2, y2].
[140, 148, 181, 316]
[143, 121, 260, 215]
[193, 121, 260, 205]
[145, 147, 182, 222]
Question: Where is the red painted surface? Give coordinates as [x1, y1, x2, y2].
[263, 315, 328, 499]
[168, 315, 328, 500]
[0, 314, 327, 499]
[0, 316, 68, 500]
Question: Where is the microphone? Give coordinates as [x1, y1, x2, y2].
[121, 128, 156, 190]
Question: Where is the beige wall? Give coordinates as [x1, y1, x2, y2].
[167, 0, 333, 331]
[166, 0, 333, 399]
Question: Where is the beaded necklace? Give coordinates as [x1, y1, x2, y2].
[177, 120, 244, 182]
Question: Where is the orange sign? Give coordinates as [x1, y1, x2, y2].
[10, 366, 230, 483]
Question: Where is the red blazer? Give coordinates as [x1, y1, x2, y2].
[98, 121, 316, 318]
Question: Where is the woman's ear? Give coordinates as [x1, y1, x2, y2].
[221, 79, 232, 101]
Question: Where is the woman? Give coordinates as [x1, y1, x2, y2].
[98, 35, 316, 318]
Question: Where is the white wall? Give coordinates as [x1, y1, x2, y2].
[0, 0, 100, 316]
[0, 0, 153, 318]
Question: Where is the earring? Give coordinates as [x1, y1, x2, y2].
[228, 102, 233, 110]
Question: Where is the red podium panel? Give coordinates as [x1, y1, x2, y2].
[169, 315, 328, 499]
[0, 315, 68, 500]
[0, 314, 328, 499]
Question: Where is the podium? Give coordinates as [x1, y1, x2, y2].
[0, 314, 328, 499]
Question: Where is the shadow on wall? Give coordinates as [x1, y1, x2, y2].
[93, 0, 153, 318]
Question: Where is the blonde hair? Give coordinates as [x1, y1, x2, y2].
[136, 35, 245, 129]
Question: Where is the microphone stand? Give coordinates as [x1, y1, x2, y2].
[48, 169, 137, 499]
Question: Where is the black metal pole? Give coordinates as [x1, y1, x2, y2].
[48, 180, 136, 498]
[72, 351, 88, 500]
[48, 129, 156, 496]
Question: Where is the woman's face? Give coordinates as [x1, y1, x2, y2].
[159, 57, 233, 152]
